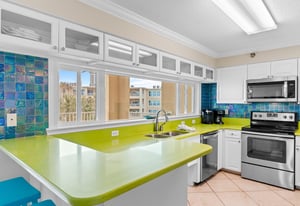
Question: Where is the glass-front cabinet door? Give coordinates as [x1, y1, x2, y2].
[194, 64, 204, 79]
[136, 45, 159, 71]
[104, 34, 136, 66]
[179, 59, 192, 77]
[59, 21, 103, 60]
[0, 1, 58, 51]
[160, 52, 178, 74]
[205, 67, 215, 81]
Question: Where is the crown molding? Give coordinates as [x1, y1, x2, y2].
[79, 0, 218, 58]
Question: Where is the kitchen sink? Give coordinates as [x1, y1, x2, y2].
[145, 130, 189, 138]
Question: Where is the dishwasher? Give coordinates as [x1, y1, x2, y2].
[185, 131, 218, 185]
[200, 131, 218, 182]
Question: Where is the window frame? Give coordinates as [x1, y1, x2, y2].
[48, 58, 200, 134]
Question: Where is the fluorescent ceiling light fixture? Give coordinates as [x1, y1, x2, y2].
[212, 0, 277, 35]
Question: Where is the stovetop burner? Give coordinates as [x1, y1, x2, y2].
[242, 111, 298, 136]
[242, 125, 296, 136]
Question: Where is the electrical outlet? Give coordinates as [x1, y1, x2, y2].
[7, 113, 17, 127]
[111, 130, 119, 137]
[192, 119, 196, 124]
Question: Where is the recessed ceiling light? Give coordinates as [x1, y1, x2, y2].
[212, 0, 277, 35]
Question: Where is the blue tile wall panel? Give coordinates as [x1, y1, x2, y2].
[0, 51, 48, 139]
[201, 83, 300, 118]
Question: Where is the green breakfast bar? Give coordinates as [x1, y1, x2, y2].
[0, 135, 212, 206]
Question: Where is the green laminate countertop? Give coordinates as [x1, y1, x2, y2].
[0, 118, 249, 205]
[0, 135, 212, 206]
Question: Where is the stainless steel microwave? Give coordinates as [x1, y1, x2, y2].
[246, 76, 297, 102]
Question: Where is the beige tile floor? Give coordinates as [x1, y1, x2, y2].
[188, 171, 300, 206]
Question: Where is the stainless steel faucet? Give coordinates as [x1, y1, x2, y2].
[154, 109, 168, 132]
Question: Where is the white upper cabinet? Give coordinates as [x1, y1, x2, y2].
[270, 58, 298, 76]
[59, 21, 103, 60]
[0, 1, 58, 52]
[105, 34, 159, 71]
[178, 58, 193, 77]
[193, 64, 204, 79]
[193, 64, 215, 81]
[247, 59, 297, 79]
[160, 52, 179, 74]
[247, 62, 271, 79]
[136, 44, 159, 71]
[105, 34, 136, 66]
[205, 67, 215, 81]
[217, 65, 247, 103]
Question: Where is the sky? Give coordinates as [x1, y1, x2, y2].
[59, 70, 92, 86]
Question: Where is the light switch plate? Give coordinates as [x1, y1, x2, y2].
[7, 113, 17, 127]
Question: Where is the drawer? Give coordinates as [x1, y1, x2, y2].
[224, 130, 241, 138]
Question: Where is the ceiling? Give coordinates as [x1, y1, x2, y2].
[82, 0, 300, 58]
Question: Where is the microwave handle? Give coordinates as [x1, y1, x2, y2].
[283, 81, 288, 98]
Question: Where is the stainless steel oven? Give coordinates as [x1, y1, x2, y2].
[241, 111, 298, 190]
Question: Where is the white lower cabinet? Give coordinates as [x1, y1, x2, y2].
[217, 130, 223, 170]
[222, 130, 241, 172]
[182, 135, 200, 185]
[296, 137, 300, 188]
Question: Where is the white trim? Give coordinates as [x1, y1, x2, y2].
[47, 114, 200, 135]
[79, 0, 218, 58]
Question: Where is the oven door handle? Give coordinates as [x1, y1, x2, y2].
[242, 131, 295, 139]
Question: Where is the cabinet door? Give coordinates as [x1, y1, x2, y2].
[296, 138, 300, 187]
[217, 65, 247, 104]
[223, 130, 241, 172]
[136, 45, 159, 71]
[217, 130, 223, 170]
[59, 21, 103, 60]
[193, 64, 204, 79]
[179, 59, 193, 77]
[0, 1, 58, 52]
[205, 67, 215, 81]
[271, 59, 298, 77]
[160, 52, 178, 74]
[247, 62, 271, 79]
[296, 146, 300, 187]
[104, 34, 136, 66]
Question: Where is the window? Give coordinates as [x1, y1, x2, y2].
[59, 69, 96, 124]
[52, 61, 198, 129]
[179, 83, 194, 115]
[106, 76, 181, 120]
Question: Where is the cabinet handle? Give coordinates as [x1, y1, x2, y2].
[61, 47, 65, 51]
[238, 140, 241, 143]
[53, 45, 57, 50]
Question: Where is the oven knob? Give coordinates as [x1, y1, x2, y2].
[283, 115, 287, 119]
[289, 115, 293, 119]
[259, 115, 262, 118]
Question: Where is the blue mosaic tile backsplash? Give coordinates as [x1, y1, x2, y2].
[202, 83, 300, 118]
[0, 51, 48, 139]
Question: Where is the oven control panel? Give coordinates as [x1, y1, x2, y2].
[251, 112, 296, 122]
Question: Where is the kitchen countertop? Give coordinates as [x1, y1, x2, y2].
[0, 118, 250, 205]
[0, 135, 212, 206]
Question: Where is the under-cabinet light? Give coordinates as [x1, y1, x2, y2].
[211, 0, 277, 35]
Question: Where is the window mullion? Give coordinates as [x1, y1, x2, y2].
[77, 71, 82, 123]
